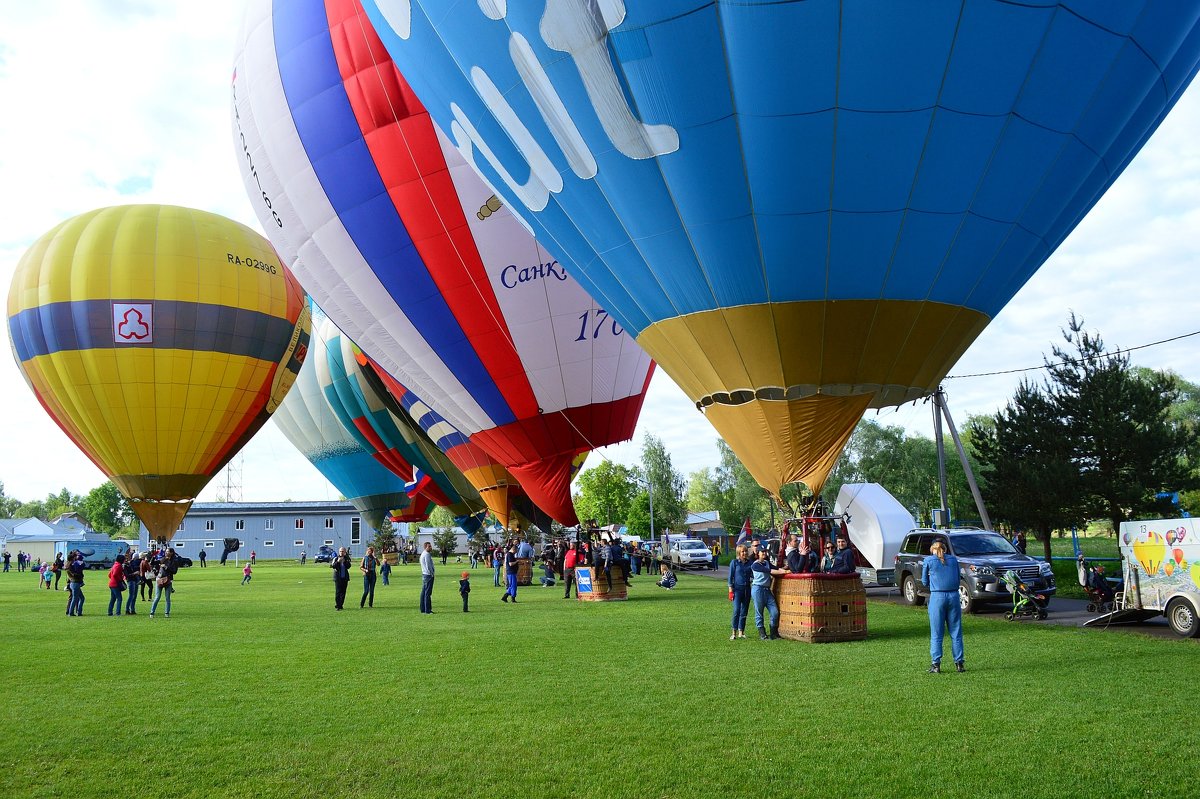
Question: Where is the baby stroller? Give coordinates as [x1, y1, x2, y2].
[1001, 569, 1048, 621]
[1076, 556, 1119, 613]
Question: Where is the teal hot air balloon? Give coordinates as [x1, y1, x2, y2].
[273, 313, 409, 532]
[312, 314, 487, 529]
[361, 0, 1200, 496]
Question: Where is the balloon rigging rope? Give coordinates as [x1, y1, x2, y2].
[944, 328, 1199, 379]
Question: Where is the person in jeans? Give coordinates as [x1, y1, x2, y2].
[419, 542, 435, 613]
[149, 549, 179, 618]
[107, 554, 127, 616]
[360, 546, 378, 608]
[501, 546, 519, 603]
[727, 545, 753, 640]
[65, 551, 86, 616]
[330, 547, 351, 610]
[922, 540, 965, 673]
[123, 553, 141, 615]
[750, 548, 785, 640]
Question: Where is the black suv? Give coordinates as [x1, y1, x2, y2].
[894, 528, 1056, 613]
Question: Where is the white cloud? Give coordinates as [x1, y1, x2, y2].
[1, 1, 1197, 511]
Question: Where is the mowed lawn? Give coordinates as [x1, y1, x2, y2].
[1, 560, 1195, 799]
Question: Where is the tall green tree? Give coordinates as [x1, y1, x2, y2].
[1048, 315, 1198, 533]
[640, 434, 688, 533]
[573, 460, 639, 525]
[80, 482, 132, 536]
[968, 380, 1084, 560]
[371, 517, 397, 554]
[0, 482, 20, 518]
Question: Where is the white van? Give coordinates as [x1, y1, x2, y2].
[1116, 518, 1199, 637]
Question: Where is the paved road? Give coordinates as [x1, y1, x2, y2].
[686, 564, 1183, 641]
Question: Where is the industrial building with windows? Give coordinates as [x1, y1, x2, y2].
[137, 501, 367, 560]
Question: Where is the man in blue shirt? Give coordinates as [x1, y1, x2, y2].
[828, 536, 856, 574]
[921, 540, 965, 673]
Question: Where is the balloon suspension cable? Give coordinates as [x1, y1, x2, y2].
[350, 17, 620, 464]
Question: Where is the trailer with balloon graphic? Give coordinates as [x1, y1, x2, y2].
[1102, 518, 1200, 638]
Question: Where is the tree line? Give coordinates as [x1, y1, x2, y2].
[0, 480, 136, 538]
[573, 316, 1198, 550]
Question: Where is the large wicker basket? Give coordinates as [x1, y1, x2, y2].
[774, 573, 867, 643]
[575, 566, 627, 601]
[515, 558, 533, 586]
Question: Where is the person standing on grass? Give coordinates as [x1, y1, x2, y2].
[562, 542, 580, 599]
[501, 545, 519, 603]
[492, 547, 502, 588]
[107, 554, 127, 615]
[922, 540, 965, 673]
[419, 542, 435, 614]
[65, 551, 85, 616]
[926, 537, 964, 667]
[750, 548, 784, 640]
[51, 553, 64, 590]
[380, 554, 392, 586]
[124, 553, 141, 615]
[139, 554, 153, 601]
[242, 562, 253, 585]
[149, 548, 179, 618]
[360, 546, 378, 608]
[459, 571, 471, 612]
[331, 547, 351, 610]
[198, 549, 206, 568]
[727, 545, 753, 640]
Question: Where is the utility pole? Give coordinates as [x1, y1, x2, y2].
[932, 387, 992, 531]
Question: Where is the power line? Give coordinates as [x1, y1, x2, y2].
[944, 329, 1200, 380]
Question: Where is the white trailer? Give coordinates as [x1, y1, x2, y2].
[1088, 518, 1200, 637]
[833, 483, 915, 586]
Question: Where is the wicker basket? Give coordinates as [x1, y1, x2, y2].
[575, 566, 628, 601]
[774, 573, 867, 643]
[515, 558, 533, 586]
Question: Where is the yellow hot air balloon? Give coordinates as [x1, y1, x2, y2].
[1190, 562, 1200, 589]
[1132, 532, 1166, 577]
[8, 205, 310, 542]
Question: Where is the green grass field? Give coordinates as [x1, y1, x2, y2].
[1, 559, 1195, 799]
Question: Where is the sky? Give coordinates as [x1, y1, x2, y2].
[1, 2, 1198, 508]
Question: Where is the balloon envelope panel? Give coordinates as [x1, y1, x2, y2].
[312, 314, 486, 523]
[360, 0, 1200, 492]
[232, 0, 654, 521]
[7, 204, 310, 538]
[273, 326, 409, 532]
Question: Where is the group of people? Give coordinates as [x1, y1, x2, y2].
[726, 534, 858, 641]
[2, 549, 37, 572]
[47, 547, 182, 618]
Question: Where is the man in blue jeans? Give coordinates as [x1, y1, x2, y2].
[922, 540, 965, 673]
[419, 542, 435, 613]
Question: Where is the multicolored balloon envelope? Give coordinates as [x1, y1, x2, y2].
[7, 205, 310, 542]
[360, 1, 1200, 495]
[360, 354, 527, 532]
[313, 314, 486, 530]
[273, 316, 409, 532]
[232, 0, 654, 524]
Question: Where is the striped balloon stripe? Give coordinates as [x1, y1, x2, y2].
[273, 0, 517, 426]
[9, 300, 301, 363]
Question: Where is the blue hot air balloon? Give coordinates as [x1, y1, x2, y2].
[359, 0, 1200, 494]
